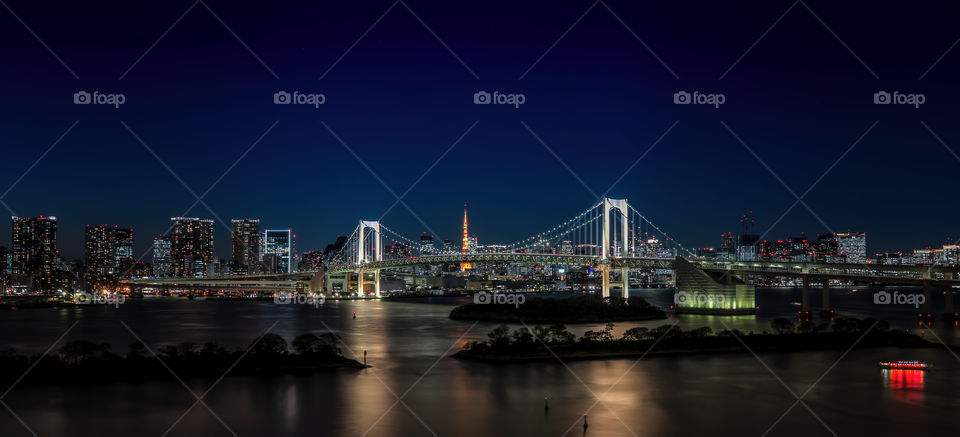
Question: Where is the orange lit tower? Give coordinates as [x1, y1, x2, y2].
[461, 204, 472, 271]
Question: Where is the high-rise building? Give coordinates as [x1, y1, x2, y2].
[152, 236, 172, 277]
[0, 246, 8, 289]
[114, 228, 134, 267]
[836, 232, 867, 264]
[84, 225, 135, 289]
[264, 229, 292, 273]
[11, 216, 59, 290]
[84, 225, 112, 279]
[170, 217, 215, 277]
[230, 219, 262, 274]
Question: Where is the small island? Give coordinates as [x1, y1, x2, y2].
[0, 333, 365, 386]
[454, 317, 939, 363]
[449, 295, 667, 323]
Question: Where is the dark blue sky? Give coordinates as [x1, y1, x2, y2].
[1, 0, 959, 261]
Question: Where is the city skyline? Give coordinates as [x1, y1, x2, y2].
[3, 204, 958, 266]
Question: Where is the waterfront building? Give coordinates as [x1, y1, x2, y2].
[0, 246, 8, 289]
[230, 219, 262, 274]
[84, 225, 133, 289]
[170, 217, 215, 277]
[11, 216, 59, 290]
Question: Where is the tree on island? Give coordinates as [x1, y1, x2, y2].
[59, 341, 111, 365]
[251, 334, 288, 356]
[582, 323, 615, 342]
[621, 327, 649, 341]
[771, 318, 795, 334]
[292, 333, 342, 356]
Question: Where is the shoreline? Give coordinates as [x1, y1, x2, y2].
[454, 319, 940, 364]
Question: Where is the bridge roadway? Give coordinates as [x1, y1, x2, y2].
[125, 255, 960, 291]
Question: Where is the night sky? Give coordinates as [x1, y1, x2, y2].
[1, 0, 959, 261]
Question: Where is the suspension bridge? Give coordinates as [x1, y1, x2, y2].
[126, 197, 960, 318]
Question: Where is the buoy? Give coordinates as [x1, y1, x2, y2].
[544, 396, 550, 411]
[353, 311, 357, 319]
[583, 414, 588, 429]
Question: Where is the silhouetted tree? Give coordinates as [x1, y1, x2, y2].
[621, 327, 649, 341]
[250, 334, 288, 356]
[771, 318, 795, 334]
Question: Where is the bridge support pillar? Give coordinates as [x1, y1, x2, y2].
[801, 277, 809, 312]
[621, 267, 629, 299]
[358, 269, 365, 297]
[820, 281, 833, 318]
[944, 288, 957, 321]
[600, 265, 610, 298]
[374, 269, 381, 298]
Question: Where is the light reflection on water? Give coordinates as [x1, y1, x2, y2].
[0, 288, 957, 436]
[882, 368, 926, 405]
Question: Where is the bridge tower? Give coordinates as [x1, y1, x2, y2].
[357, 220, 382, 297]
[601, 198, 628, 297]
[601, 198, 629, 260]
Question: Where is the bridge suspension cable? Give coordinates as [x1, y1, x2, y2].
[627, 204, 696, 258]
[324, 198, 694, 267]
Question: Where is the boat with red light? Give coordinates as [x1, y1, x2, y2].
[879, 360, 932, 370]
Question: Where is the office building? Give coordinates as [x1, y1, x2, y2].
[836, 232, 867, 264]
[264, 229, 292, 273]
[152, 236, 172, 277]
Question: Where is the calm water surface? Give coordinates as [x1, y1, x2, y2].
[1, 287, 957, 436]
